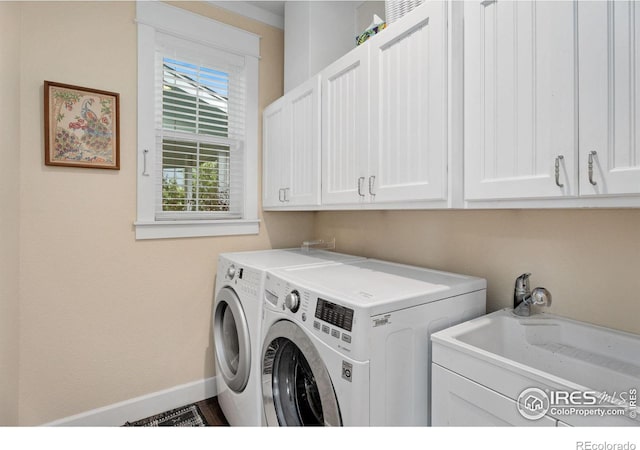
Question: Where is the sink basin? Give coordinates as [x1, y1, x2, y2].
[431, 309, 640, 426]
[453, 310, 640, 394]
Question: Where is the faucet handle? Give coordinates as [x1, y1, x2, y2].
[531, 287, 552, 307]
[515, 273, 532, 293]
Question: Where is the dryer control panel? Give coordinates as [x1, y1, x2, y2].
[217, 257, 260, 298]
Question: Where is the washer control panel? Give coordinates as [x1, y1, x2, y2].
[315, 298, 354, 332]
[263, 273, 356, 355]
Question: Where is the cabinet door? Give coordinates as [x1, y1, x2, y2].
[369, 1, 447, 203]
[464, 1, 578, 200]
[262, 97, 289, 208]
[321, 44, 370, 205]
[287, 76, 322, 206]
[431, 364, 557, 427]
[579, 1, 640, 196]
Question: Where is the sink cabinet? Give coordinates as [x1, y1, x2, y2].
[431, 364, 557, 426]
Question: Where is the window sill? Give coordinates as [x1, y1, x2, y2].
[134, 219, 260, 240]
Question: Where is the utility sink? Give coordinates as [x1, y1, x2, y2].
[431, 309, 640, 426]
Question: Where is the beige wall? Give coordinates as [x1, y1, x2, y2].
[13, 1, 313, 425]
[0, 2, 22, 427]
[315, 209, 640, 335]
[356, 0, 385, 34]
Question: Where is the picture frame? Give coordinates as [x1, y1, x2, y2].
[44, 81, 120, 170]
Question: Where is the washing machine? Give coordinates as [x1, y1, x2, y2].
[260, 259, 487, 426]
[212, 249, 366, 426]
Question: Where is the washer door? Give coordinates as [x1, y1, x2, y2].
[213, 287, 250, 393]
[262, 320, 342, 426]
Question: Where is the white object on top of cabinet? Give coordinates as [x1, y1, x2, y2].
[262, 76, 321, 209]
[578, 0, 640, 196]
[463, 0, 578, 201]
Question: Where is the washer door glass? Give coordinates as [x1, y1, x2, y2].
[262, 320, 341, 426]
[214, 287, 250, 393]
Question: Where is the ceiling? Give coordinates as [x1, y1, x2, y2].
[245, 1, 285, 18]
[211, 1, 285, 29]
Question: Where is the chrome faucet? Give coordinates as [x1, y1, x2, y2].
[513, 273, 552, 317]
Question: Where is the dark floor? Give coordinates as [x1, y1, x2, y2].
[195, 397, 228, 426]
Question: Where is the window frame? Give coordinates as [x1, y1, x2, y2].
[135, 1, 260, 240]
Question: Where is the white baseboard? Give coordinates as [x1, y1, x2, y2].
[42, 376, 219, 427]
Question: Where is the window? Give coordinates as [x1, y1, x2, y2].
[157, 48, 242, 219]
[135, 2, 260, 239]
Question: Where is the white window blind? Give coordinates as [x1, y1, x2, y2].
[154, 33, 247, 220]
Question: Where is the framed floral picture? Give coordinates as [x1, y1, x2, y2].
[44, 81, 120, 169]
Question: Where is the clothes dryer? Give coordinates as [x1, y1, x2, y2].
[260, 259, 487, 426]
[213, 249, 365, 426]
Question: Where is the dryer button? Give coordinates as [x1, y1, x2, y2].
[313, 321, 321, 330]
[331, 329, 340, 339]
[342, 333, 352, 344]
[321, 325, 330, 334]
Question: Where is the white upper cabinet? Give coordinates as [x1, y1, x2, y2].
[369, 0, 448, 203]
[579, 1, 640, 196]
[263, 0, 640, 211]
[288, 77, 322, 206]
[263, 97, 288, 208]
[321, 44, 370, 205]
[321, 2, 448, 206]
[262, 76, 321, 208]
[464, 1, 578, 201]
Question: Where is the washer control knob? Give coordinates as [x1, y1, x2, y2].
[226, 265, 236, 279]
[285, 290, 300, 313]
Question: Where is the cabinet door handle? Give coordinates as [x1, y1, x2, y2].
[284, 188, 290, 202]
[278, 188, 284, 202]
[357, 177, 365, 197]
[588, 151, 598, 186]
[368, 175, 376, 196]
[555, 155, 564, 188]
